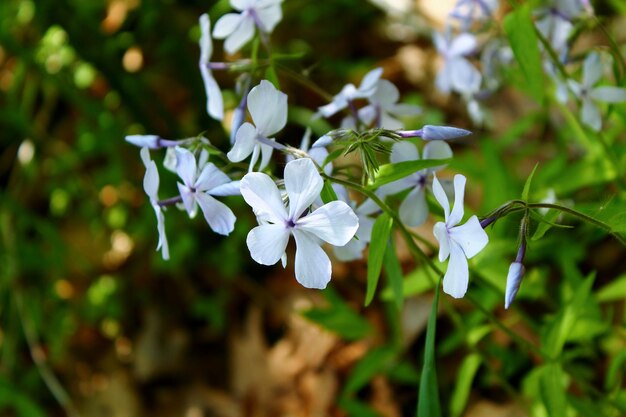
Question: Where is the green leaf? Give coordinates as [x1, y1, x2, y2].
[522, 163, 539, 201]
[368, 159, 451, 189]
[303, 288, 371, 340]
[503, 4, 545, 103]
[343, 346, 395, 395]
[416, 285, 441, 417]
[323, 147, 345, 167]
[596, 273, 626, 303]
[450, 353, 481, 417]
[338, 398, 382, 417]
[383, 239, 404, 311]
[365, 213, 393, 306]
[320, 180, 338, 204]
[539, 363, 568, 417]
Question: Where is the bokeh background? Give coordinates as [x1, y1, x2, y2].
[2, 0, 626, 416]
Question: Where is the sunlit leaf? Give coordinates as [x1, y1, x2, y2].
[417, 284, 441, 417]
[368, 159, 451, 189]
[365, 213, 393, 306]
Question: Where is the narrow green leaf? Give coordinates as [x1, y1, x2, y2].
[522, 163, 539, 201]
[303, 288, 371, 340]
[323, 147, 345, 167]
[450, 353, 481, 417]
[343, 346, 395, 395]
[503, 4, 545, 103]
[368, 159, 451, 189]
[365, 213, 393, 306]
[265, 65, 280, 88]
[383, 239, 404, 311]
[338, 398, 382, 417]
[596, 273, 626, 303]
[539, 363, 567, 417]
[320, 180, 338, 204]
[417, 285, 441, 417]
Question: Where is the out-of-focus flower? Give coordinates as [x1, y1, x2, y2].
[318, 67, 383, 118]
[199, 14, 224, 120]
[434, 30, 482, 95]
[449, 0, 499, 29]
[358, 79, 421, 129]
[213, 0, 283, 54]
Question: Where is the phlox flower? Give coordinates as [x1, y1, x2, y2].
[331, 185, 378, 262]
[140, 148, 170, 260]
[568, 52, 626, 131]
[228, 80, 287, 171]
[379, 141, 452, 227]
[432, 174, 489, 298]
[240, 158, 359, 289]
[286, 128, 332, 175]
[358, 80, 421, 130]
[535, 0, 590, 54]
[318, 67, 383, 119]
[175, 147, 239, 235]
[449, 0, 498, 29]
[213, 0, 283, 54]
[434, 30, 482, 95]
[199, 14, 224, 120]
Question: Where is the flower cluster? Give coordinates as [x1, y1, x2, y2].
[126, 0, 494, 301]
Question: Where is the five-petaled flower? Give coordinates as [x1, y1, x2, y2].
[140, 147, 170, 260]
[175, 147, 239, 235]
[318, 67, 383, 119]
[434, 30, 482, 95]
[240, 158, 359, 289]
[228, 80, 287, 171]
[213, 0, 283, 54]
[433, 174, 489, 298]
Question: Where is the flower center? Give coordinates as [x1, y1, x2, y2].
[286, 218, 296, 228]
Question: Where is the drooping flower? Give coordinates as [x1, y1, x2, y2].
[175, 147, 238, 235]
[317, 67, 383, 119]
[199, 14, 224, 121]
[140, 147, 170, 260]
[567, 52, 626, 131]
[213, 0, 283, 54]
[358, 79, 421, 130]
[240, 158, 359, 288]
[434, 30, 482, 95]
[228, 80, 287, 171]
[379, 141, 452, 227]
[432, 174, 489, 298]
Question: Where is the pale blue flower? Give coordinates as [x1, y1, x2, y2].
[175, 147, 238, 235]
[433, 174, 489, 298]
[358, 79, 421, 129]
[213, 0, 283, 54]
[434, 30, 482, 95]
[240, 158, 359, 289]
[318, 67, 383, 118]
[199, 14, 224, 120]
[449, 0, 498, 29]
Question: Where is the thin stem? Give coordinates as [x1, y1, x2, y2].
[157, 195, 183, 207]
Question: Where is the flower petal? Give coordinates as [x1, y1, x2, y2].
[246, 224, 290, 265]
[129, 135, 160, 149]
[390, 141, 419, 164]
[449, 215, 488, 259]
[240, 172, 288, 223]
[581, 98, 601, 131]
[423, 140, 453, 174]
[448, 174, 466, 227]
[228, 122, 257, 162]
[213, 13, 242, 39]
[505, 262, 525, 309]
[590, 86, 626, 103]
[450, 58, 482, 93]
[256, 4, 282, 32]
[247, 80, 288, 136]
[293, 230, 332, 289]
[433, 221, 450, 262]
[399, 186, 429, 227]
[432, 174, 450, 220]
[200, 66, 224, 121]
[175, 147, 197, 187]
[296, 201, 358, 246]
[210, 180, 241, 197]
[583, 52, 603, 88]
[259, 140, 274, 171]
[195, 192, 236, 235]
[196, 162, 230, 192]
[285, 158, 323, 220]
[371, 79, 399, 107]
[152, 204, 169, 260]
[333, 237, 367, 262]
[358, 67, 383, 97]
[177, 182, 198, 217]
[224, 15, 255, 54]
[199, 14, 213, 63]
[449, 33, 477, 57]
[442, 241, 469, 298]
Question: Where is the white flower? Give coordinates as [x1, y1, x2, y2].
[379, 141, 452, 227]
[567, 52, 626, 131]
[358, 79, 421, 129]
[175, 147, 238, 235]
[228, 80, 287, 171]
[432, 174, 488, 298]
[286, 128, 332, 175]
[240, 158, 359, 289]
[449, 0, 499, 29]
[434, 31, 482, 95]
[331, 185, 378, 262]
[318, 67, 383, 118]
[140, 147, 170, 260]
[199, 14, 224, 120]
[213, 0, 283, 54]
